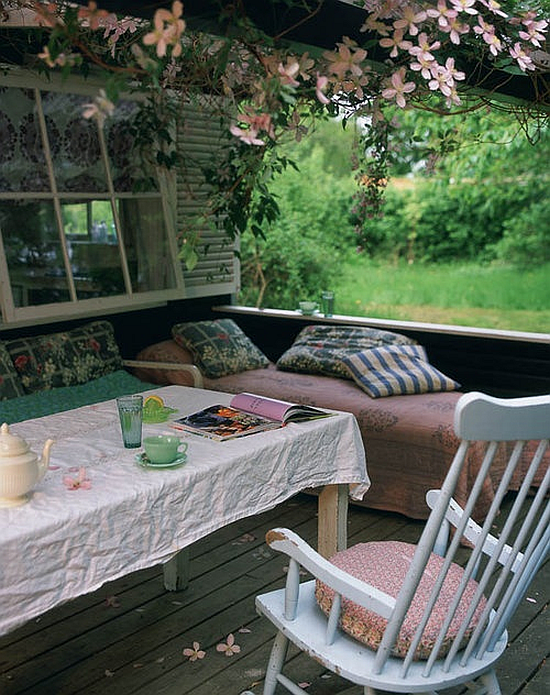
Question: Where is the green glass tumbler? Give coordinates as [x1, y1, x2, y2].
[116, 395, 143, 448]
[321, 291, 334, 317]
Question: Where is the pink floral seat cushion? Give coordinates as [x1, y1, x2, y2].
[315, 540, 486, 660]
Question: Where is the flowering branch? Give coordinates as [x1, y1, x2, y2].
[2, 0, 547, 248]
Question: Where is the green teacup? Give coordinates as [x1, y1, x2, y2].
[299, 301, 318, 315]
[143, 435, 187, 464]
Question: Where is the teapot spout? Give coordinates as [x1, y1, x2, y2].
[39, 439, 55, 479]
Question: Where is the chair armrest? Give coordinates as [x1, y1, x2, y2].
[266, 528, 395, 619]
[123, 359, 204, 388]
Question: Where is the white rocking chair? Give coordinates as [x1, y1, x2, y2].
[255, 391, 550, 694]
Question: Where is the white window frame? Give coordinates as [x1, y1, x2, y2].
[0, 68, 237, 327]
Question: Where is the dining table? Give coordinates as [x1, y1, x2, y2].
[0, 384, 369, 636]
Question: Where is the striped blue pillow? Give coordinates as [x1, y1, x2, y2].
[342, 345, 460, 398]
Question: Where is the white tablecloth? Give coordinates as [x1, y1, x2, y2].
[0, 385, 368, 636]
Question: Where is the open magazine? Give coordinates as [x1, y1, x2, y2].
[170, 392, 331, 441]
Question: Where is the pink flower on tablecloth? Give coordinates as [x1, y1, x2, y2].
[63, 467, 92, 490]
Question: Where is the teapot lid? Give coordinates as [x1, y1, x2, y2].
[0, 423, 31, 457]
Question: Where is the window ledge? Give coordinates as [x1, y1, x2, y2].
[213, 305, 550, 345]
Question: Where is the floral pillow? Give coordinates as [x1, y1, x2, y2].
[276, 324, 417, 379]
[341, 344, 460, 398]
[5, 320, 123, 394]
[171, 319, 270, 379]
[0, 342, 25, 400]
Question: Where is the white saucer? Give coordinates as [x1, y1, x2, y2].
[135, 452, 187, 468]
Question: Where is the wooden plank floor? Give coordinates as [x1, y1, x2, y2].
[1, 494, 548, 695]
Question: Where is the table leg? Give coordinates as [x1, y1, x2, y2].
[163, 547, 190, 591]
[317, 484, 348, 558]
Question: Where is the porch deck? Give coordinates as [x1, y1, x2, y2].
[1, 494, 547, 695]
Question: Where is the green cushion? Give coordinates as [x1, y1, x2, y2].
[276, 325, 417, 379]
[341, 345, 460, 398]
[0, 370, 155, 424]
[5, 320, 123, 394]
[0, 342, 25, 400]
[171, 319, 269, 379]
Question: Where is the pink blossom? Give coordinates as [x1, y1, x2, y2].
[441, 57, 466, 84]
[63, 467, 92, 490]
[77, 1, 114, 30]
[509, 43, 535, 71]
[315, 73, 331, 104]
[519, 18, 548, 48]
[408, 33, 441, 62]
[410, 55, 435, 80]
[37, 46, 75, 68]
[183, 641, 206, 661]
[296, 53, 315, 80]
[441, 16, 470, 44]
[323, 38, 367, 80]
[230, 125, 264, 146]
[473, 17, 502, 55]
[216, 633, 241, 656]
[230, 110, 274, 146]
[381, 68, 416, 108]
[102, 15, 139, 49]
[361, 15, 391, 36]
[393, 7, 427, 36]
[82, 89, 115, 128]
[426, 0, 459, 29]
[445, 86, 462, 106]
[450, 0, 478, 15]
[143, 0, 185, 58]
[379, 30, 412, 58]
[277, 60, 300, 87]
[479, 0, 508, 18]
[428, 65, 453, 97]
[33, 2, 61, 28]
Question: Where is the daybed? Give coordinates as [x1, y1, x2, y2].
[130, 318, 542, 521]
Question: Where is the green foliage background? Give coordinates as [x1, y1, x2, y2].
[239, 110, 550, 318]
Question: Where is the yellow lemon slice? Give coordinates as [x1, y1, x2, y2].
[144, 395, 164, 410]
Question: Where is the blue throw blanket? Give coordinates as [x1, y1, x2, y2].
[0, 370, 156, 424]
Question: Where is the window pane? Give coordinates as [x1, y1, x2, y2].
[62, 200, 125, 298]
[118, 198, 176, 291]
[0, 200, 70, 307]
[105, 100, 159, 193]
[41, 91, 108, 194]
[0, 86, 50, 193]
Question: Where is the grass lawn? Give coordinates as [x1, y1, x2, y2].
[333, 260, 550, 334]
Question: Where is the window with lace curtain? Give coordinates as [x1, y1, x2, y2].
[0, 69, 238, 325]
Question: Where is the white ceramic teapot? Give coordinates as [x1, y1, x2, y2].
[0, 423, 54, 507]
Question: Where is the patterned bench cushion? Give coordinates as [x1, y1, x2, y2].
[0, 342, 25, 400]
[341, 345, 460, 398]
[276, 324, 417, 379]
[172, 319, 269, 379]
[315, 540, 486, 660]
[5, 320, 123, 394]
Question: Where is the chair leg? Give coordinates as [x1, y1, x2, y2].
[263, 630, 290, 695]
[479, 670, 502, 695]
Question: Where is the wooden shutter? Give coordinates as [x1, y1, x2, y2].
[175, 100, 239, 298]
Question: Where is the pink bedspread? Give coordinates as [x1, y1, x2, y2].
[134, 341, 544, 520]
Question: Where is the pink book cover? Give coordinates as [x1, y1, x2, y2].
[230, 393, 294, 421]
